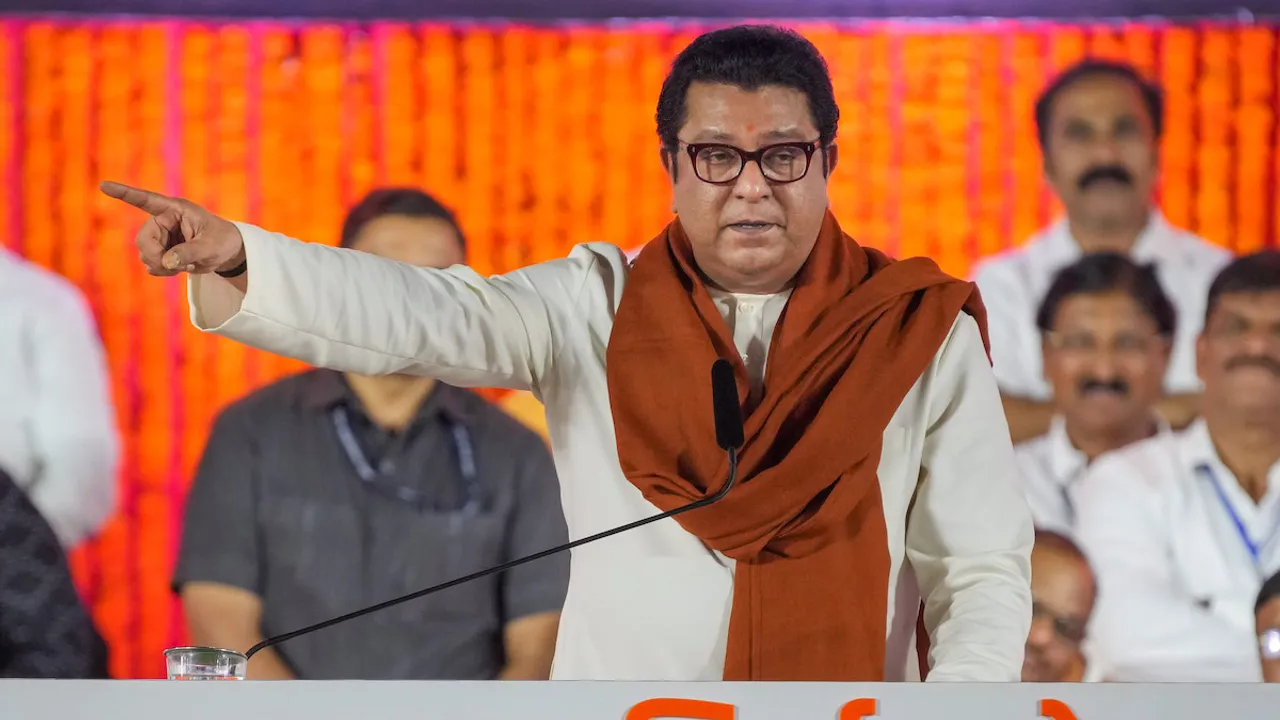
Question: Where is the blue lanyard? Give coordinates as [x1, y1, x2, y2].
[331, 405, 482, 518]
[1197, 463, 1267, 567]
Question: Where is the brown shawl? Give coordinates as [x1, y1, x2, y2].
[605, 209, 989, 681]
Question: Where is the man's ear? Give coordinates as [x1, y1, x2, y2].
[660, 147, 679, 213]
[660, 147, 677, 183]
[1195, 332, 1207, 386]
[1040, 334, 1056, 385]
[823, 143, 839, 176]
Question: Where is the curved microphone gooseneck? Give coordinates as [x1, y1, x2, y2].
[245, 358, 746, 660]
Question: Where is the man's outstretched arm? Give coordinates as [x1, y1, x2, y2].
[101, 181, 597, 392]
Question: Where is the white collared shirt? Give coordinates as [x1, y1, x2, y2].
[1073, 418, 1280, 682]
[971, 211, 1231, 401]
[1015, 416, 1089, 533]
[188, 222, 1033, 682]
[0, 248, 119, 547]
[1016, 415, 1173, 532]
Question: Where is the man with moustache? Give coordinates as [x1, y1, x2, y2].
[1022, 530, 1097, 683]
[1016, 252, 1175, 531]
[1074, 251, 1280, 682]
[973, 59, 1231, 444]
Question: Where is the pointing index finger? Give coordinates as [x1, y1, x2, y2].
[100, 181, 180, 216]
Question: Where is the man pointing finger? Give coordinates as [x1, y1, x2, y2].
[103, 25, 1032, 682]
[102, 182, 247, 281]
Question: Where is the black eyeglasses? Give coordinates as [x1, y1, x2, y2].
[680, 140, 822, 185]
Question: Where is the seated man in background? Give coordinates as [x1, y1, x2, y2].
[174, 188, 570, 680]
[1074, 251, 1280, 682]
[1259, 569, 1280, 682]
[0, 468, 108, 677]
[1023, 529, 1096, 682]
[973, 59, 1231, 444]
[0, 246, 119, 547]
[1016, 252, 1174, 530]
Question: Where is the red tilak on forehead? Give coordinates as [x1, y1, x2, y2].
[746, 123, 756, 133]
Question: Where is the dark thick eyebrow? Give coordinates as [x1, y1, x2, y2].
[684, 127, 812, 145]
[760, 127, 808, 142]
[686, 130, 735, 143]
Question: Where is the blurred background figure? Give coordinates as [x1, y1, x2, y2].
[0, 247, 119, 547]
[1022, 529, 1096, 683]
[973, 59, 1231, 444]
[1074, 251, 1280, 682]
[1259, 569, 1280, 682]
[0, 468, 108, 678]
[1016, 252, 1174, 531]
[172, 188, 569, 680]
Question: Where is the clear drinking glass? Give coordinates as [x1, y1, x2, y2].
[164, 646, 248, 680]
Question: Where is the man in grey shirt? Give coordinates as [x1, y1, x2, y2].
[173, 189, 569, 680]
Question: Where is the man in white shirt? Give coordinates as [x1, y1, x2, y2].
[1015, 252, 1175, 530]
[1073, 250, 1280, 682]
[1023, 530, 1096, 683]
[99, 25, 1032, 682]
[972, 59, 1231, 444]
[0, 248, 119, 547]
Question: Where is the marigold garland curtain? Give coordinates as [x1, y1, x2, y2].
[0, 18, 1273, 678]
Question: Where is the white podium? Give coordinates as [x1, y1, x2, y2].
[3, 679, 1277, 719]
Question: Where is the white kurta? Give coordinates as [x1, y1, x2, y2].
[971, 211, 1231, 401]
[189, 222, 1034, 682]
[1074, 418, 1280, 682]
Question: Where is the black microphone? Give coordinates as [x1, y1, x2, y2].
[710, 359, 744, 451]
[245, 358, 746, 659]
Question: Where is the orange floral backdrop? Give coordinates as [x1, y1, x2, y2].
[0, 17, 1276, 678]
